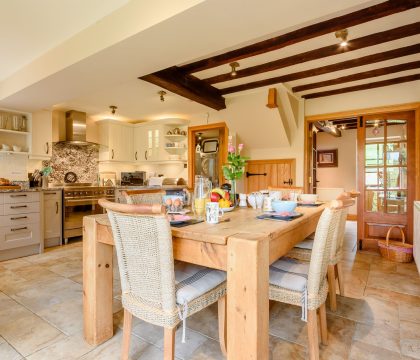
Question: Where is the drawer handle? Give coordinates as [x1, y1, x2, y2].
[11, 227, 28, 232]
[44, 192, 57, 195]
[11, 216, 28, 220]
[56, 201, 59, 214]
[11, 205, 28, 209]
[10, 194, 27, 197]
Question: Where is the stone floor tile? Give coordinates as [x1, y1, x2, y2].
[365, 286, 420, 307]
[400, 320, 420, 359]
[36, 297, 84, 336]
[269, 336, 307, 359]
[0, 340, 23, 360]
[131, 319, 164, 346]
[188, 338, 225, 360]
[25, 333, 94, 360]
[400, 303, 420, 324]
[0, 311, 65, 356]
[342, 268, 369, 299]
[47, 258, 83, 278]
[187, 303, 219, 341]
[353, 321, 400, 353]
[349, 340, 401, 360]
[368, 270, 420, 297]
[10, 277, 82, 313]
[154, 328, 208, 360]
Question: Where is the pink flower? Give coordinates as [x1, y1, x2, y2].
[228, 145, 235, 153]
[238, 143, 244, 152]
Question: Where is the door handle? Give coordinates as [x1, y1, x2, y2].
[55, 201, 59, 214]
[45, 142, 49, 154]
[135, 151, 138, 161]
[11, 216, 28, 220]
[11, 227, 28, 232]
[111, 149, 114, 159]
[283, 179, 293, 185]
[145, 150, 148, 160]
[246, 172, 267, 177]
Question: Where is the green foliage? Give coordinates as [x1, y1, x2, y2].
[222, 151, 249, 181]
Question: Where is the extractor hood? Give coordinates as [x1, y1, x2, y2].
[56, 110, 99, 145]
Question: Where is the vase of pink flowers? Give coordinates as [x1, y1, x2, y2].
[222, 138, 248, 206]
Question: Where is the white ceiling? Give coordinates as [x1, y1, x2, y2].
[1, 0, 418, 122]
[0, 0, 129, 81]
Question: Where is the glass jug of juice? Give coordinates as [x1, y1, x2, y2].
[193, 175, 212, 219]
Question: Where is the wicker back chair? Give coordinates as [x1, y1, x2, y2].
[287, 194, 355, 312]
[269, 203, 342, 360]
[122, 190, 164, 205]
[99, 199, 227, 360]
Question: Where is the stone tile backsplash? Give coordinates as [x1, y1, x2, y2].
[43, 143, 98, 183]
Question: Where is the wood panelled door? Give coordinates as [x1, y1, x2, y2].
[245, 159, 296, 193]
[358, 111, 415, 249]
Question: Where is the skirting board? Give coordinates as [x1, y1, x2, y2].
[0, 244, 40, 262]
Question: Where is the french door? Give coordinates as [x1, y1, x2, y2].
[357, 111, 415, 250]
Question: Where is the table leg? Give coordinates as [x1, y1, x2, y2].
[227, 233, 269, 360]
[83, 217, 114, 345]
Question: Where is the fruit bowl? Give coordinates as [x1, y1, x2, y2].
[271, 200, 297, 213]
[221, 206, 235, 213]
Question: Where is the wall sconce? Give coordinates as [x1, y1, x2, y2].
[109, 105, 117, 115]
[158, 90, 167, 102]
[335, 29, 348, 47]
[229, 62, 240, 77]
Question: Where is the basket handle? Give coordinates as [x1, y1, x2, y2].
[386, 226, 406, 246]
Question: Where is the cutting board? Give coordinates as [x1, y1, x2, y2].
[0, 185, 21, 190]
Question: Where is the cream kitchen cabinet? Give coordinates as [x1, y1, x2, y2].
[43, 190, 62, 248]
[30, 110, 52, 160]
[0, 191, 41, 261]
[98, 120, 133, 162]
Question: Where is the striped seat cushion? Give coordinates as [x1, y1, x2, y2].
[269, 257, 309, 292]
[294, 238, 314, 250]
[175, 262, 226, 305]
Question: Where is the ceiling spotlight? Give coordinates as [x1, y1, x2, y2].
[335, 29, 348, 47]
[109, 105, 117, 115]
[229, 62, 240, 77]
[158, 90, 167, 102]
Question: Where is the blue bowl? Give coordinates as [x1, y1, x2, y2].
[271, 200, 297, 213]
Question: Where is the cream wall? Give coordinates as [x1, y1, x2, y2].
[305, 81, 420, 116]
[317, 129, 357, 214]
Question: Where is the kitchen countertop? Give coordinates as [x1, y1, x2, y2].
[115, 185, 188, 190]
[0, 187, 63, 193]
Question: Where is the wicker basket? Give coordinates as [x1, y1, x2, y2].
[378, 226, 413, 263]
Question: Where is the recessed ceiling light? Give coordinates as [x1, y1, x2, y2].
[335, 29, 348, 47]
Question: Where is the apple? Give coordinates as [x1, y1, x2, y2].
[210, 192, 221, 202]
[224, 191, 230, 200]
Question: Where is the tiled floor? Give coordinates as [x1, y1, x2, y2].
[0, 222, 420, 359]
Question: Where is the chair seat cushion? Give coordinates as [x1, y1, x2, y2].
[269, 257, 309, 292]
[175, 262, 226, 305]
[294, 238, 314, 250]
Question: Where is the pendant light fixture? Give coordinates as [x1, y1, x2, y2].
[335, 29, 348, 47]
[109, 105, 117, 115]
[229, 62, 240, 76]
[158, 90, 167, 102]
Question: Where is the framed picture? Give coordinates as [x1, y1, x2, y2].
[317, 149, 338, 167]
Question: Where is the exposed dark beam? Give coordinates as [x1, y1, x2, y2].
[220, 44, 420, 94]
[302, 74, 420, 99]
[293, 61, 420, 92]
[180, 0, 420, 73]
[207, 22, 420, 84]
[139, 67, 226, 110]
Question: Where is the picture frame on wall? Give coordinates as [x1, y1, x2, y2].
[317, 149, 338, 167]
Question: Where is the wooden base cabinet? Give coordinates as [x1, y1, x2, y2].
[0, 191, 42, 261]
[43, 190, 62, 248]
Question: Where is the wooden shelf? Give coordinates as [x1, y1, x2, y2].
[165, 134, 187, 141]
[164, 147, 187, 152]
[0, 129, 30, 135]
[0, 150, 29, 156]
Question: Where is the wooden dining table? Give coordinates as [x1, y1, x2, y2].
[82, 205, 325, 359]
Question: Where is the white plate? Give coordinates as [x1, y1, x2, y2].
[167, 209, 191, 215]
[221, 206, 235, 212]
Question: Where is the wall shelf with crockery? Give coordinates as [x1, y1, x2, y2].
[0, 129, 30, 135]
[164, 134, 187, 142]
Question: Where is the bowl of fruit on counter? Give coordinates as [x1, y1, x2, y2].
[210, 188, 235, 212]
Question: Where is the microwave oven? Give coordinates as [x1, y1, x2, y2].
[121, 171, 146, 186]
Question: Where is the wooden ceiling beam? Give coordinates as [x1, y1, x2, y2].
[302, 73, 420, 99]
[139, 67, 226, 110]
[293, 60, 420, 93]
[179, 0, 420, 73]
[220, 44, 420, 95]
[207, 22, 420, 84]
